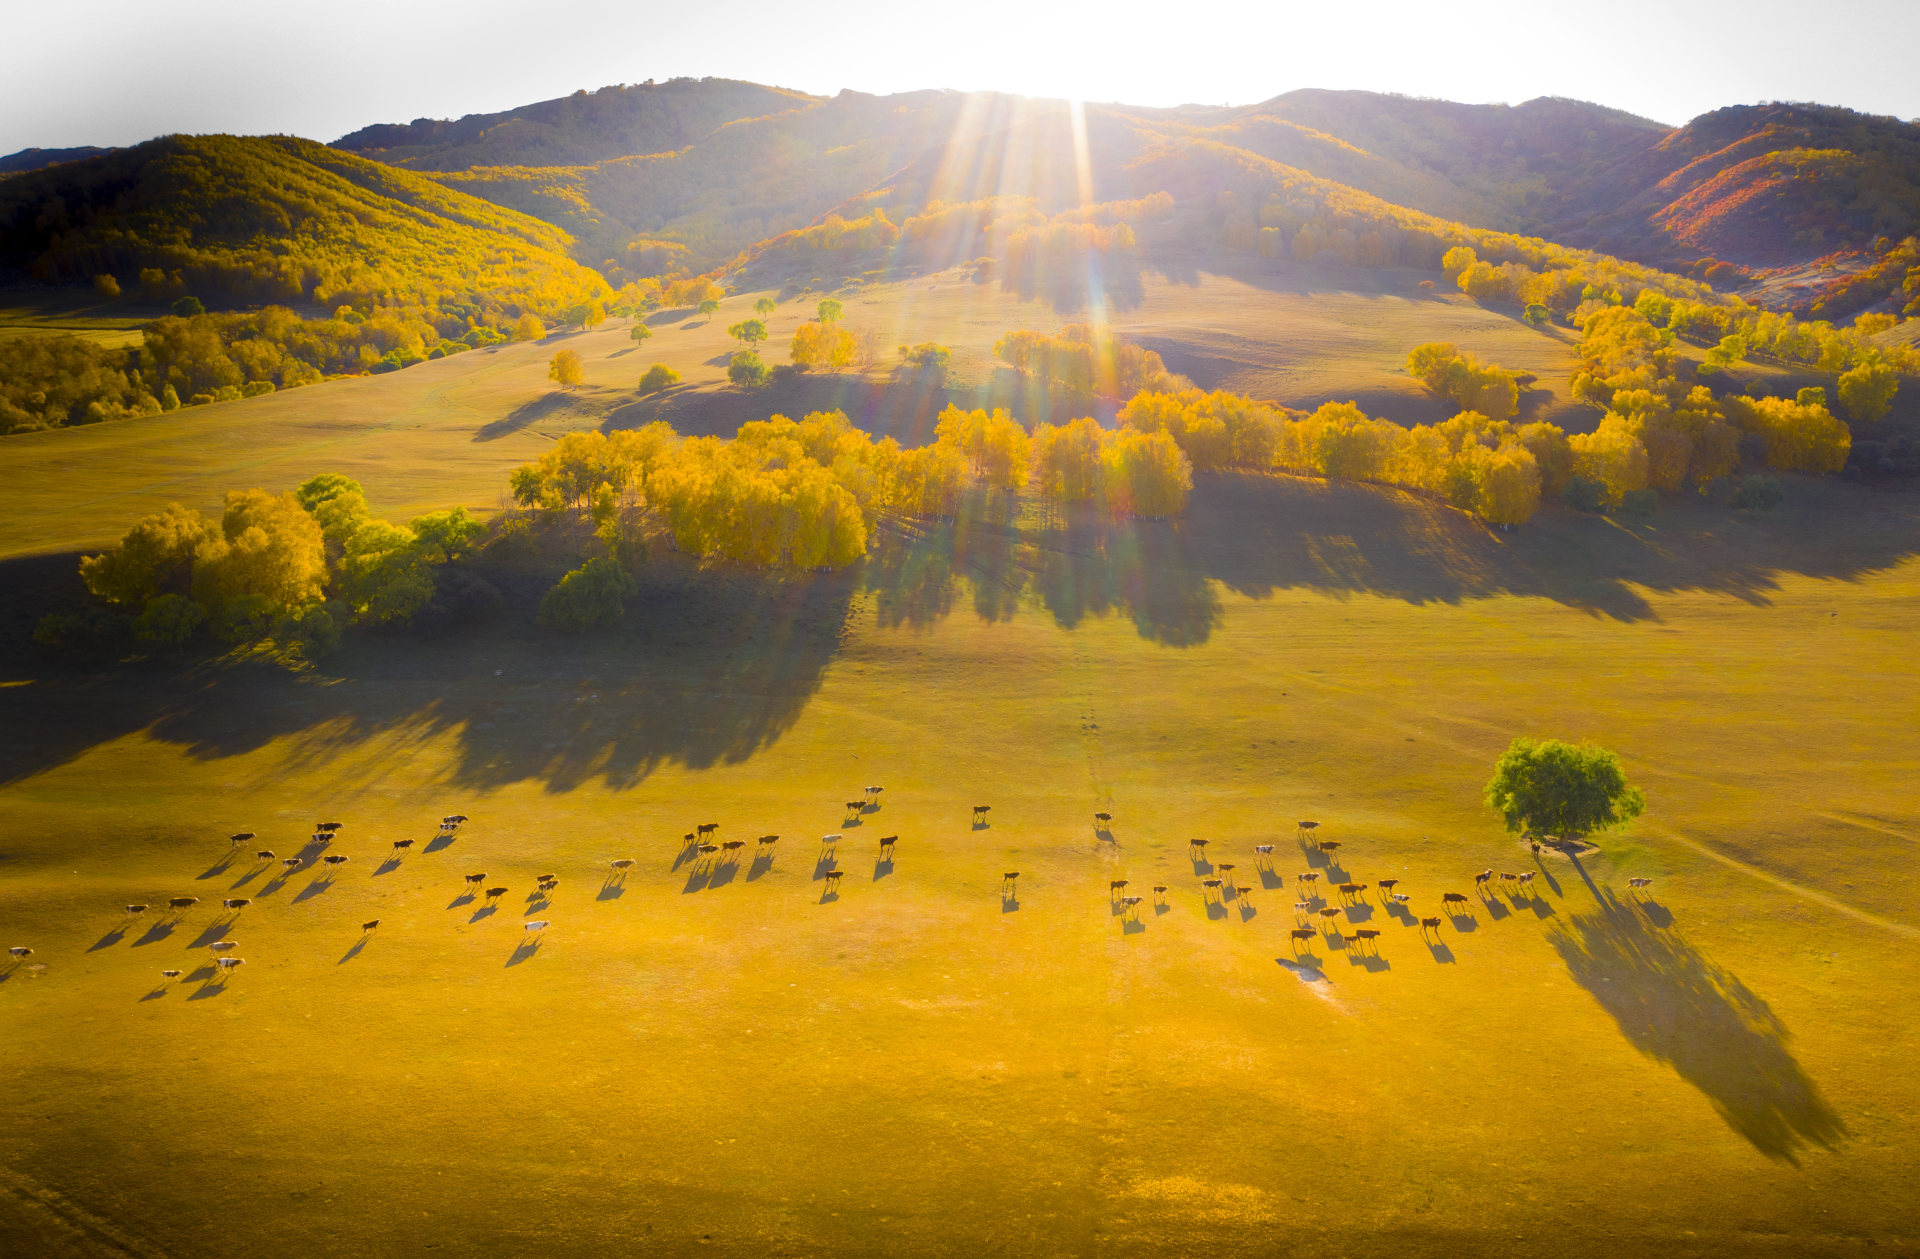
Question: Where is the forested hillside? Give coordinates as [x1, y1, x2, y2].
[333, 77, 816, 171]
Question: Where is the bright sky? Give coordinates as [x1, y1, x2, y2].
[6, 0, 1917, 155]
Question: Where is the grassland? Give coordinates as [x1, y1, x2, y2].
[1, 264, 1917, 1257]
[0, 290, 162, 350]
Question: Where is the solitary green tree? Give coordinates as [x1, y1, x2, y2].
[697, 298, 720, 318]
[727, 350, 770, 388]
[638, 363, 679, 394]
[1484, 737, 1645, 840]
[753, 297, 776, 316]
[630, 323, 653, 344]
[816, 298, 843, 323]
[727, 318, 767, 349]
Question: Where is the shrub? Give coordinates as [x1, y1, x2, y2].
[1562, 475, 1607, 513]
[93, 274, 121, 299]
[638, 363, 679, 394]
[1731, 474, 1784, 511]
[172, 295, 206, 317]
[727, 350, 770, 388]
[135, 593, 205, 652]
[538, 557, 637, 630]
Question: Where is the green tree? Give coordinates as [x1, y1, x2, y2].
[727, 318, 768, 348]
[295, 473, 363, 513]
[274, 601, 344, 660]
[753, 297, 776, 316]
[638, 363, 679, 394]
[629, 322, 653, 344]
[697, 298, 720, 318]
[816, 298, 843, 323]
[1484, 737, 1645, 839]
[409, 508, 485, 563]
[172, 295, 205, 318]
[135, 593, 204, 653]
[79, 503, 216, 605]
[93, 274, 121, 299]
[538, 557, 637, 630]
[727, 350, 770, 388]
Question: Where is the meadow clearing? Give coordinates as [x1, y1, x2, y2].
[0, 265, 1916, 1257]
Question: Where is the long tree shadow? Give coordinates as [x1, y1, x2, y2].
[1548, 886, 1846, 1163]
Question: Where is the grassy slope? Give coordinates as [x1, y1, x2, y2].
[1, 267, 1917, 1257]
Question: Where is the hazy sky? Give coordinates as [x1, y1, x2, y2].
[5, 0, 1917, 155]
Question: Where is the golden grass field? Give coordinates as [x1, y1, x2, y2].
[1, 265, 1917, 1257]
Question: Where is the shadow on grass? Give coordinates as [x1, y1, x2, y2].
[339, 936, 368, 965]
[597, 882, 625, 901]
[506, 938, 540, 966]
[88, 928, 127, 952]
[1001, 895, 1019, 913]
[1550, 882, 1845, 1163]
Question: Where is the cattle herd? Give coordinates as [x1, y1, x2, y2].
[2, 800, 1660, 991]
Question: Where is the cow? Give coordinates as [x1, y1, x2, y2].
[1352, 929, 1381, 951]
[1297, 821, 1319, 834]
[1202, 878, 1224, 893]
[1628, 877, 1653, 889]
[209, 941, 237, 955]
[524, 920, 548, 932]
[537, 876, 559, 890]
[824, 870, 844, 888]
[222, 898, 251, 912]
[324, 854, 350, 870]
[1002, 872, 1020, 888]
[161, 969, 182, 980]
[697, 823, 720, 838]
[1518, 872, 1536, 888]
[1378, 878, 1400, 894]
[7, 947, 32, 959]
[1152, 885, 1168, 900]
[215, 957, 244, 972]
[228, 832, 255, 847]
[1392, 893, 1412, 904]
[865, 786, 884, 799]
[318, 822, 343, 832]
[1441, 892, 1469, 909]
[721, 840, 746, 854]
[1094, 812, 1113, 826]
[1293, 901, 1312, 917]
[1317, 840, 1342, 854]
[1337, 882, 1361, 899]
[1254, 844, 1274, 857]
[610, 858, 634, 871]
[972, 805, 992, 822]
[1189, 838, 1210, 853]
[878, 835, 897, 857]
[1289, 928, 1317, 943]
[1475, 870, 1493, 888]
[124, 904, 149, 918]
[845, 800, 867, 818]
[819, 834, 840, 848]
[168, 896, 199, 911]
[465, 872, 487, 887]
[758, 835, 779, 848]
[1109, 880, 1130, 899]
[255, 850, 275, 862]
[1318, 907, 1341, 921]
[697, 844, 719, 859]
[280, 857, 302, 873]
[1420, 917, 1443, 934]
[485, 886, 508, 903]
[448, 814, 468, 826]
[1297, 872, 1319, 887]
[361, 920, 380, 933]
[392, 839, 414, 853]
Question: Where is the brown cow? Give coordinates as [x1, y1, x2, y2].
[1378, 878, 1400, 893]
[1317, 840, 1342, 854]
[1420, 916, 1443, 933]
[168, 896, 199, 910]
[362, 920, 380, 932]
[972, 805, 992, 821]
[1290, 927, 1317, 943]
[1475, 870, 1493, 887]
[721, 840, 746, 853]
[465, 872, 487, 887]
[1110, 879, 1130, 893]
[222, 898, 251, 911]
[697, 823, 719, 838]
[392, 839, 414, 852]
[878, 835, 898, 856]
[485, 886, 508, 902]
[1441, 892, 1469, 908]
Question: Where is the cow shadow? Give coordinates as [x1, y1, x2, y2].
[506, 938, 541, 966]
[449, 891, 475, 909]
[375, 858, 403, 877]
[1520, 894, 1557, 919]
[1238, 901, 1258, 922]
[819, 888, 840, 904]
[1190, 857, 1213, 875]
[746, 853, 774, 881]
[843, 815, 864, 828]
[671, 841, 700, 872]
[196, 853, 238, 881]
[1549, 885, 1845, 1164]
[812, 856, 838, 882]
[1426, 941, 1456, 963]
[1532, 859, 1564, 898]
[469, 905, 497, 923]
[292, 877, 334, 904]
[709, 862, 738, 890]
[1276, 956, 1326, 982]
[132, 922, 176, 947]
[525, 893, 551, 913]
[1001, 894, 1020, 913]
[1386, 902, 1415, 925]
[873, 858, 892, 881]
[1481, 896, 1511, 921]
[1204, 898, 1228, 921]
[1343, 902, 1374, 923]
[1259, 869, 1286, 890]
[295, 839, 332, 864]
[1638, 899, 1675, 928]
[339, 936, 369, 965]
[682, 866, 712, 894]
[969, 819, 986, 831]
[187, 920, 232, 949]
[88, 927, 128, 952]
[258, 872, 294, 896]
[186, 979, 228, 1000]
[1153, 899, 1170, 916]
[1448, 912, 1478, 932]
[424, 832, 457, 854]
[1093, 826, 1114, 844]
[230, 865, 266, 888]
[139, 986, 169, 1002]
[1347, 950, 1390, 973]
[597, 881, 625, 901]
[1121, 918, 1145, 935]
